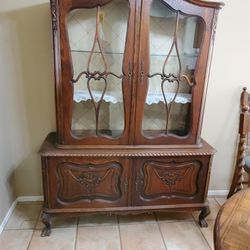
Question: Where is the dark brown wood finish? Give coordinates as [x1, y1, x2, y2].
[41, 132, 215, 231]
[47, 157, 129, 208]
[228, 87, 250, 198]
[52, 0, 136, 145]
[133, 156, 211, 206]
[41, 0, 224, 236]
[134, 0, 218, 145]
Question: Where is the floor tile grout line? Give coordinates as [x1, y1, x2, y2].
[196, 219, 214, 250]
[155, 213, 168, 250]
[26, 228, 36, 249]
[214, 197, 224, 207]
[27, 206, 47, 249]
[117, 215, 123, 250]
[74, 217, 79, 250]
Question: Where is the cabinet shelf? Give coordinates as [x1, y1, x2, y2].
[74, 90, 192, 105]
[71, 50, 198, 58]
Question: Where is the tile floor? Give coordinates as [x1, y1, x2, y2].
[0, 197, 227, 250]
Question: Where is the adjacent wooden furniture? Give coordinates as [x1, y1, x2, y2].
[40, 0, 224, 236]
[214, 188, 250, 250]
[228, 87, 250, 198]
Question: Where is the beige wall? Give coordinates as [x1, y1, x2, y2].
[202, 0, 250, 190]
[0, 0, 249, 223]
[0, 0, 55, 223]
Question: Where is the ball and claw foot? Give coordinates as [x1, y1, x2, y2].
[41, 226, 51, 237]
[198, 206, 210, 228]
[41, 212, 52, 237]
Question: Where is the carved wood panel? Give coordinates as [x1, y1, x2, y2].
[57, 162, 122, 201]
[133, 156, 211, 205]
[47, 158, 129, 208]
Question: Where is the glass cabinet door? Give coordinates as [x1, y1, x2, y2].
[136, 0, 205, 144]
[66, 0, 132, 140]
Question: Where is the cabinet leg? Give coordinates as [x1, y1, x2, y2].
[41, 212, 52, 237]
[198, 206, 210, 227]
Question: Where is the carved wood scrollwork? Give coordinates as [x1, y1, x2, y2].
[67, 169, 111, 192]
[147, 11, 195, 133]
[141, 160, 201, 199]
[57, 162, 123, 202]
[51, 0, 57, 33]
[152, 168, 185, 187]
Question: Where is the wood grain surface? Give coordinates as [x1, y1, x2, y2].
[214, 188, 250, 250]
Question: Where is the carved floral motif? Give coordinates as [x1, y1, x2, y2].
[57, 162, 123, 202]
[157, 169, 185, 187]
[67, 169, 111, 191]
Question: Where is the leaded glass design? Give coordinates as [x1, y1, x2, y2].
[142, 0, 204, 137]
[67, 0, 128, 138]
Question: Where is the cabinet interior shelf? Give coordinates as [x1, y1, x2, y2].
[71, 50, 198, 58]
[74, 90, 192, 105]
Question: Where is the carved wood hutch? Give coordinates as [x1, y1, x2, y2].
[40, 0, 224, 236]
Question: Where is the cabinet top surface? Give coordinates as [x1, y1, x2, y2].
[40, 133, 215, 157]
[53, 0, 224, 9]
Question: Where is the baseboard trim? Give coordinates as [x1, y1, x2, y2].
[0, 190, 228, 235]
[0, 199, 17, 235]
[208, 190, 229, 196]
[17, 196, 44, 202]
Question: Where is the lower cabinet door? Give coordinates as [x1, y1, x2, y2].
[47, 157, 129, 209]
[133, 157, 211, 206]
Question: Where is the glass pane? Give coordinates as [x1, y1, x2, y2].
[142, 0, 204, 137]
[67, 0, 128, 138]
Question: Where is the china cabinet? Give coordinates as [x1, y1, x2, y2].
[40, 0, 224, 236]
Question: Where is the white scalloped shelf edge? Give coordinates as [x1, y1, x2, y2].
[74, 90, 191, 105]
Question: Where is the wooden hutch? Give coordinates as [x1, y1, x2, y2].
[40, 0, 224, 236]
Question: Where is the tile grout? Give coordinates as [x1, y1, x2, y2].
[155, 213, 168, 250]
[1, 200, 226, 250]
[198, 198, 217, 250]
[74, 217, 79, 250]
[117, 216, 123, 250]
[27, 207, 43, 250]
[26, 228, 36, 249]
[196, 220, 214, 250]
